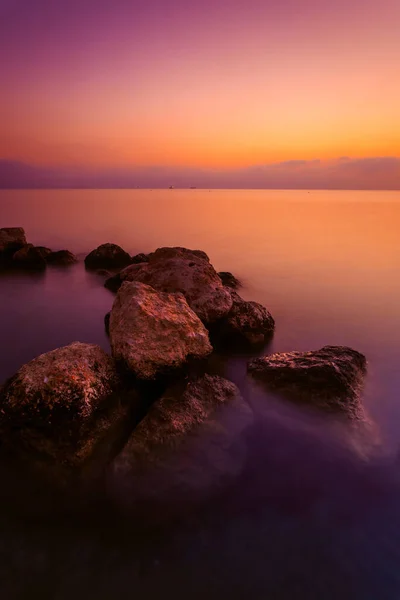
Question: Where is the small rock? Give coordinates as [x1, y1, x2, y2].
[0, 227, 28, 266]
[46, 250, 78, 266]
[36, 246, 52, 259]
[248, 345, 367, 419]
[218, 271, 241, 289]
[214, 291, 275, 348]
[84, 243, 132, 270]
[109, 281, 212, 379]
[131, 253, 149, 264]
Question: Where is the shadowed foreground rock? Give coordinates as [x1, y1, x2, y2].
[131, 252, 149, 264]
[109, 375, 253, 510]
[248, 345, 367, 419]
[0, 343, 133, 484]
[109, 281, 212, 379]
[214, 291, 275, 348]
[84, 243, 131, 270]
[46, 249, 78, 266]
[12, 245, 47, 270]
[107, 246, 232, 324]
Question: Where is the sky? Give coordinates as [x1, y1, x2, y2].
[1, 0, 400, 188]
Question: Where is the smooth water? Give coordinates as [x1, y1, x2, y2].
[1, 189, 400, 599]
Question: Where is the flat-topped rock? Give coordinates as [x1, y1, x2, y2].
[108, 246, 232, 324]
[109, 281, 212, 379]
[84, 243, 131, 270]
[248, 345, 367, 419]
[109, 375, 253, 509]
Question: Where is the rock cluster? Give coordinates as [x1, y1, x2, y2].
[0, 235, 368, 507]
[0, 227, 78, 270]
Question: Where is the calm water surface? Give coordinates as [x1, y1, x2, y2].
[1, 189, 400, 599]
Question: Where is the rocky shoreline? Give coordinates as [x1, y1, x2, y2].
[0, 227, 368, 509]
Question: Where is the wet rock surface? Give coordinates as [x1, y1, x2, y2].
[109, 281, 212, 379]
[0, 343, 133, 483]
[109, 374, 253, 509]
[248, 345, 367, 418]
[110, 246, 232, 324]
[84, 243, 132, 270]
[214, 291, 275, 348]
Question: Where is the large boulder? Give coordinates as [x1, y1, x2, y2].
[84, 243, 131, 270]
[109, 281, 212, 379]
[12, 245, 47, 270]
[0, 227, 27, 265]
[46, 250, 78, 266]
[248, 345, 367, 419]
[107, 246, 233, 324]
[214, 291, 275, 348]
[0, 343, 132, 482]
[109, 375, 253, 510]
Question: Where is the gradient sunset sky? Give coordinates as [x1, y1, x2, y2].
[1, 0, 399, 188]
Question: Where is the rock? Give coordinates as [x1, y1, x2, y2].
[0, 343, 133, 482]
[109, 281, 212, 379]
[131, 253, 149, 264]
[214, 291, 275, 348]
[96, 269, 112, 277]
[104, 273, 122, 292]
[46, 250, 78, 266]
[104, 311, 110, 335]
[84, 243, 132, 270]
[218, 271, 241, 289]
[109, 375, 253, 510]
[12, 245, 47, 270]
[0, 227, 27, 265]
[111, 246, 233, 324]
[248, 345, 367, 418]
[35, 246, 52, 259]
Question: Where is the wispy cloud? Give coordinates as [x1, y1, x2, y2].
[0, 157, 399, 189]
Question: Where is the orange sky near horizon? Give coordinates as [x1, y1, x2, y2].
[1, 0, 400, 172]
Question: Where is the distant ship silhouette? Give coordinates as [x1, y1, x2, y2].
[169, 185, 174, 189]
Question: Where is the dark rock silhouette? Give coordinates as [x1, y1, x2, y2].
[12, 245, 47, 270]
[84, 243, 131, 270]
[0, 227, 28, 266]
[218, 271, 241, 289]
[46, 250, 78, 266]
[248, 345, 367, 419]
[131, 252, 149, 264]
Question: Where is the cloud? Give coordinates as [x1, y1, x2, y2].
[0, 157, 399, 189]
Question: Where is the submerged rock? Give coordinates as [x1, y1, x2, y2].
[109, 375, 253, 509]
[46, 250, 78, 266]
[214, 291, 275, 348]
[84, 243, 131, 270]
[12, 245, 47, 270]
[248, 345, 367, 419]
[109, 246, 232, 324]
[218, 271, 241, 289]
[109, 281, 212, 379]
[131, 252, 149, 264]
[0, 343, 132, 483]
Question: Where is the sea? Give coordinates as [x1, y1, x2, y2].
[1, 189, 400, 599]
